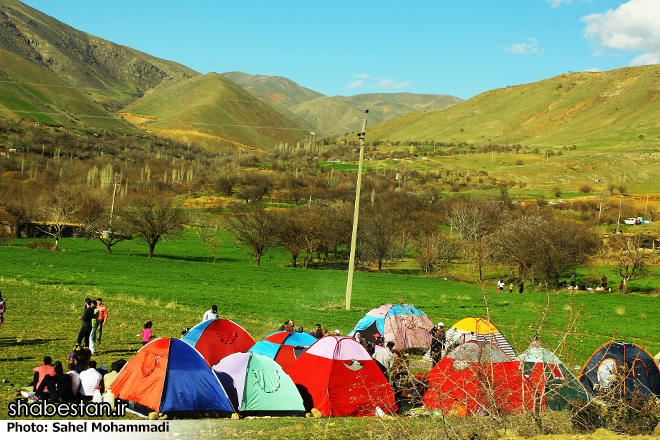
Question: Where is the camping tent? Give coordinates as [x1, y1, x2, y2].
[444, 317, 517, 360]
[182, 319, 256, 366]
[213, 352, 305, 416]
[348, 303, 434, 349]
[286, 335, 397, 417]
[424, 340, 537, 415]
[110, 338, 234, 418]
[579, 341, 660, 397]
[248, 331, 317, 370]
[519, 345, 589, 410]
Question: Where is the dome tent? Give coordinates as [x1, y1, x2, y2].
[286, 335, 397, 417]
[248, 331, 317, 370]
[519, 345, 589, 411]
[444, 317, 517, 360]
[579, 341, 660, 398]
[182, 318, 256, 366]
[424, 340, 537, 415]
[348, 303, 434, 349]
[110, 338, 234, 418]
[213, 352, 305, 416]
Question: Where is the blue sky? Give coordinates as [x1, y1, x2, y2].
[22, 0, 660, 100]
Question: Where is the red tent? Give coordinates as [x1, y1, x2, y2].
[286, 335, 396, 417]
[424, 340, 540, 415]
[181, 319, 256, 366]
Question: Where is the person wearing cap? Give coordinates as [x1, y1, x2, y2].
[333, 329, 340, 336]
[429, 322, 446, 365]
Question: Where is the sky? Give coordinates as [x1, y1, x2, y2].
[20, 0, 660, 101]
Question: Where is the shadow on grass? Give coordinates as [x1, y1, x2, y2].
[0, 337, 64, 348]
[143, 254, 241, 264]
[0, 357, 35, 363]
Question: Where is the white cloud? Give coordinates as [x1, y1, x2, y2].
[585, 67, 601, 72]
[369, 78, 413, 89]
[582, 0, 660, 66]
[345, 75, 412, 90]
[345, 80, 364, 89]
[505, 38, 542, 54]
[546, 0, 590, 8]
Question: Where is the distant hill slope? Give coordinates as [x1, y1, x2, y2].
[222, 71, 462, 136]
[0, 48, 132, 130]
[0, 0, 198, 110]
[367, 65, 660, 147]
[122, 73, 307, 150]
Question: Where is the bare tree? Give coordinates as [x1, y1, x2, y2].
[607, 233, 656, 293]
[37, 185, 85, 250]
[449, 199, 502, 281]
[119, 194, 187, 258]
[78, 188, 127, 255]
[224, 203, 280, 266]
[193, 215, 223, 263]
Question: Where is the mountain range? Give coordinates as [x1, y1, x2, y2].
[0, 0, 658, 152]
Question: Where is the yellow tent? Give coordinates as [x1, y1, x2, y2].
[445, 317, 517, 360]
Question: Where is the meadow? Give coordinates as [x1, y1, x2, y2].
[1, 232, 659, 425]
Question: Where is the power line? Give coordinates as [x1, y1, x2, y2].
[0, 79, 257, 102]
[0, 108, 310, 132]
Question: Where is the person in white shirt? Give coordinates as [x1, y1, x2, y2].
[373, 341, 395, 378]
[202, 305, 218, 322]
[79, 361, 102, 398]
[67, 362, 81, 397]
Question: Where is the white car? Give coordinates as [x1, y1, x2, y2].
[624, 218, 637, 225]
[548, 201, 557, 205]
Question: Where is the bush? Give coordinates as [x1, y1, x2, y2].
[579, 184, 592, 193]
[24, 241, 59, 251]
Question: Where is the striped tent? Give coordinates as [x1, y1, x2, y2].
[444, 317, 517, 360]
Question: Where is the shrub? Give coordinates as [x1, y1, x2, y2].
[24, 241, 58, 251]
[579, 184, 592, 193]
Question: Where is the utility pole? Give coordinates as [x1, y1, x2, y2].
[346, 110, 368, 311]
[110, 175, 120, 229]
[616, 193, 623, 234]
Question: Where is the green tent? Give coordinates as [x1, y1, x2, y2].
[520, 345, 589, 411]
[213, 352, 305, 416]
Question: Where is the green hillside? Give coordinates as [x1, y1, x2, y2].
[0, 0, 198, 109]
[223, 71, 462, 136]
[122, 73, 307, 150]
[0, 48, 134, 130]
[368, 65, 660, 147]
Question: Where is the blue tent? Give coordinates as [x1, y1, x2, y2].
[248, 331, 317, 370]
[111, 338, 235, 418]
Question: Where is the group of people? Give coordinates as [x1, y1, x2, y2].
[22, 351, 126, 403]
[497, 280, 524, 294]
[77, 297, 108, 354]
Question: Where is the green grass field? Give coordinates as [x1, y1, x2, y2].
[1, 232, 659, 424]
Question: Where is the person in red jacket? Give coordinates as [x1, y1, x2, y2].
[21, 356, 55, 398]
[94, 298, 108, 345]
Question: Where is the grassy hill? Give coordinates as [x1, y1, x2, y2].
[223, 71, 462, 136]
[0, 0, 198, 110]
[122, 73, 307, 150]
[367, 65, 660, 148]
[0, 48, 134, 130]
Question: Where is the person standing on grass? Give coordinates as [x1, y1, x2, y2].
[0, 290, 6, 326]
[77, 298, 94, 348]
[519, 280, 524, 294]
[141, 321, 153, 346]
[429, 322, 446, 365]
[89, 300, 98, 355]
[94, 298, 108, 345]
[509, 282, 513, 294]
[202, 305, 218, 322]
[571, 273, 577, 289]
